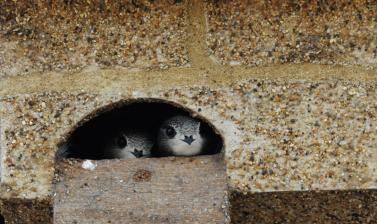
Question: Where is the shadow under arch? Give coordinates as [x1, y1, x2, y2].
[57, 98, 224, 160]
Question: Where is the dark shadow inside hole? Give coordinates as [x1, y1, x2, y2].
[58, 100, 223, 160]
[0, 214, 4, 224]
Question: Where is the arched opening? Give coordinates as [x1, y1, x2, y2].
[57, 99, 224, 160]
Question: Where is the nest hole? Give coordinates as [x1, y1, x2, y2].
[0, 215, 4, 224]
[57, 99, 224, 160]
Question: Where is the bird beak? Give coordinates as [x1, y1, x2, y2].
[182, 135, 195, 145]
[131, 149, 143, 158]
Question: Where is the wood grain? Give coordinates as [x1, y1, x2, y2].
[53, 155, 229, 224]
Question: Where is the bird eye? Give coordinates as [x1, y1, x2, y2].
[165, 126, 176, 138]
[117, 134, 127, 148]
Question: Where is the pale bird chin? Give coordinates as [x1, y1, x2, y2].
[169, 138, 203, 156]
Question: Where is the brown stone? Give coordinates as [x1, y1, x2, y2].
[0, 198, 52, 224]
[230, 190, 377, 224]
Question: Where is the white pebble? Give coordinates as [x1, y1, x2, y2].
[82, 160, 97, 171]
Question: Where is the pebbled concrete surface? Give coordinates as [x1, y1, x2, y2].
[230, 190, 377, 224]
[0, 0, 189, 77]
[1, 1, 377, 223]
[1, 78, 376, 199]
[206, 0, 377, 67]
[0, 198, 52, 224]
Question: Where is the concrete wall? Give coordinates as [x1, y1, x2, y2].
[1, 0, 377, 223]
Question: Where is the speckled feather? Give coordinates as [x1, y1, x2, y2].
[108, 130, 154, 159]
[156, 115, 205, 156]
[57, 129, 154, 160]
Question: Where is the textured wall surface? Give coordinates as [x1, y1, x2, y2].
[230, 190, 377, 224]
[1, 78, 377, 199]
[0, 198, 52, 224]
[1, 0, 377, 223]
[0, 0, 188, 77]
[206, 1, 377, 67]
[1, 0, 376, 78]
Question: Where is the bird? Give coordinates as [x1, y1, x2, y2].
[57, 128, 154, 160]
[108, 130, 153, 159]
[154, 115, 205, 157]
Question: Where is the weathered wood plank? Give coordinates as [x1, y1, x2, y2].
[53, 155, 229, 224]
